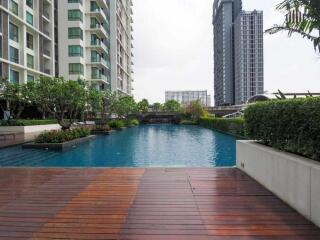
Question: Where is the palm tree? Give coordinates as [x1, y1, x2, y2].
[265, 0, 320, 53]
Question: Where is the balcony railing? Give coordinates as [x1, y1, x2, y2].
[43, 49, 51, 57]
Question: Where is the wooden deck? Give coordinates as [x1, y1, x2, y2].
[0, 168, 318, 239]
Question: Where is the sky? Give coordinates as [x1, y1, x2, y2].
[132, 0, 320, 104]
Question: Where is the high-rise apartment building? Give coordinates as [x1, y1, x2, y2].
[165, 90, 211, 107]
[234, 10, 264, 105]
[0, 0, 55, 84]
[212, 0, 263, 106]
[109, 0, 134, 95]
[0, 0, 134, 96]
[57, 0, 133, 95]
[212, 0, 242, 106]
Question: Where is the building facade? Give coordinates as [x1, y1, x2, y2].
[0, 0, 134, 96]
[0, 0, 55, 84]
[212, 0, 263, 106]
[57, 0, 133, 95]
[212, 0, 242, 106]
[165, 91, 211, 107]
[234, 10, 264, 105]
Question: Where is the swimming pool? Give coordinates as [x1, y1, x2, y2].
[0, 124, 236, 167]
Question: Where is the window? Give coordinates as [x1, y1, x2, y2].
[69, 63, 84, 75]
[9, 46, 19, 63]
[91, 67, 100, 79]
[26, 0, 33, 8]
[9, 23, 19, 42]
[26, 32, 33, 50]
[68, 0, 82, 4]
[27, 54, 34, 69]
[68, 27, 83, 39]
[9, 0, 18, 16]
[26, 11, 33, 26]
[68, 10, 83, 22]
[27, 74, 34, 82]
[91, 50, 100, 62]
[10, 69, 19, 84]
[68, 45, 83, 57]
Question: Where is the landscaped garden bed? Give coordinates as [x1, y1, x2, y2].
[23, 128, 95, 151]
[237, 97, 320, 228]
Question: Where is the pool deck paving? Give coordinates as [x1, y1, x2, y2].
[0, 168, 319, 239]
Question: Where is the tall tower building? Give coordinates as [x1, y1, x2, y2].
[212, 0, 242, 106]
[212, 0, 263, 106]
[56, 0, 133, 95]
[109, 0, 134, 96]
[0, 0, 55, 84]
[234, 10, 264, 104]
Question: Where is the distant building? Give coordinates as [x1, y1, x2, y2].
[212, 0, 242, 106]
[212, 0, 264, 106]
[165, 91, 211, 107]
[234, 10, 264, 105]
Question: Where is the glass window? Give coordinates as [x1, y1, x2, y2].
[68, 45, 83, 57]
[10, 69, 19, 84]
[26, 0, 33, 9]
[9, 23, 19, 42]
[26, 32, 33, 50]
[9, 46, 19, 63]
[9, 0, 18, 16]
[68, 27, 83, 39]
[27, 74, 34, 82]
[69, 63, 84, 75]
[68, 0, 83, 4]
[27, 54, 34, 69]
[91, 50, 100, 62]
[26, 11, 33, 25]
[68, 9, 83, 22]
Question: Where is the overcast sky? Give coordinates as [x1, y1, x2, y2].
[132, 0, 320, 104]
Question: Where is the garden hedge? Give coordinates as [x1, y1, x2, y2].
[199, 117, 245, 138]
[0, 119, 57, 126]
[244, 97, 320, 161]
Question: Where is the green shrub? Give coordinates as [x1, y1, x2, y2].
[108, 120, 125, 129]
[199, 117, 245, 138]
[94, 124, 111, 131]
[128, 119, 139, 126]
[0, 119, 57, 126]
[35, 128, 90, 143]
[244, 97, 320, 161]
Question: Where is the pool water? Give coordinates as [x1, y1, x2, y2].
[0, 125, 236, 167]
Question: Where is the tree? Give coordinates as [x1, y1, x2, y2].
[101, 90, 118, 120]
[137, 99, 149, 114]
[265, 0, 320, 53]
[163, 100, 181, 112]
[86, 89, 103, 119]
[0, 78, 29, 120]
[32, 77, 88, 130]
[153, 102, 163, 112]
[185, 100, 207, 122]
[114, 96, 137, 118]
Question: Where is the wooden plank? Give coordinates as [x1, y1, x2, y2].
[0, 168, 317, 239]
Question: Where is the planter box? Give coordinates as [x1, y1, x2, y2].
[22, 135, 96, 151]
[237, 140, 320, 227]
[0, 124, 61, 134]
[91, 130, 111, 135]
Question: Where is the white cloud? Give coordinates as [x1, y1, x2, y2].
[132, 0, 320, 104]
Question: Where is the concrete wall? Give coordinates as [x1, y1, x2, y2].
[237, 140, 320, 227]
[0, 124, 61, 133]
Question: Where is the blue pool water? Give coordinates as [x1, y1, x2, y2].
[0, 125, 236, 167]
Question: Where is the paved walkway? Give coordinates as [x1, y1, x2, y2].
[0, 168, 319, 239]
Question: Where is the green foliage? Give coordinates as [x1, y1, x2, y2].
[0, 119, 57, 126]
[108, 119, 125, 129]
[152, 103, 163, 112]
[199, 117, 245, 138]
[137, 99, 149, 114]
[244, 97, 320, 161]
[35, 128, 90, 144]
[185, 100, 208, 122]
[126, 119, 140, 126]
[113, 96, 137, 118]
[101, 90, 118, 119]
[266, 0, 320, 52]
[163, 100, 182, 113]
[93, 124, 111, 132]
